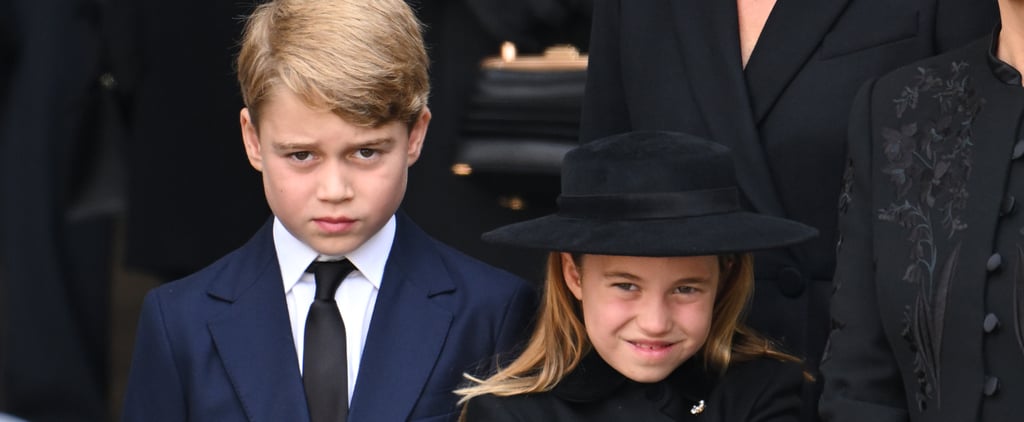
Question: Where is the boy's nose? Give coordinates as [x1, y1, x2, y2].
[316, 164, 354, 202]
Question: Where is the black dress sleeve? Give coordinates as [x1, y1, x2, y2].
[817, 80, 910, 422]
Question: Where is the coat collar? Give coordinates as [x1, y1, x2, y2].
[666, 0, 849, 217]
[743, 0, 851, 122]
[667, 0, 784, 217]
[553, 351, 715, 420]
[348, 212, 457, 420]
[206, 221, 310, 421]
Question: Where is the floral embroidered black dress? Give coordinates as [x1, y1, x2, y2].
[820, 28, 1024, 422]
[464, 351, 803, 422]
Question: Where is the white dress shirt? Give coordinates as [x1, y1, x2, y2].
[273, 215, 395, 403]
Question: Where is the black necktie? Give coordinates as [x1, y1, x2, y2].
[304, 259, 356, 422]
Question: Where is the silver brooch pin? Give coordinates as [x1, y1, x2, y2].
[690, 399, 705, 415]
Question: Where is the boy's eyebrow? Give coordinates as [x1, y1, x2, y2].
[271, 140, 317, 150]
[269, 137, 395, 150]
[352, 137, 395, 148]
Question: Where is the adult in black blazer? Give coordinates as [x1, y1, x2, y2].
[820, 13, 1024, 421]
[580, 2, 996, 418]
[464, 351, 802, 422]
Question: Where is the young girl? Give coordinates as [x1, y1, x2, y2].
[457, 131, 817, 421]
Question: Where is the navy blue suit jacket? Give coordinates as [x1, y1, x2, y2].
[121, 213, 536, 421]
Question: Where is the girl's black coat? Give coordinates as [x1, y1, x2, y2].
[464, 352, 803, 421]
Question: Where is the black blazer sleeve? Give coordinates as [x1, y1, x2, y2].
[818, 80, 910, 422]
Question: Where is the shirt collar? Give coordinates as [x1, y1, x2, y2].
[274, 215, 396, 293]
[988, 23, 1022, 86]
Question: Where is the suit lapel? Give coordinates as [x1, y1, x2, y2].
[348, 214, 455, 421]
[668, 0, 786, 216]
[207, 222, 309, 422]
[744, 0, 850, 123]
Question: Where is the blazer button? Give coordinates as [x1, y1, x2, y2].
[777, 267, 805, 298]
[987, 253, 1003, 272]
[1014, 139, 1024, 160]
[983, 313, 1000, 333]
[1001, 195, 1016, 217]
[984, 376, 1000, 396]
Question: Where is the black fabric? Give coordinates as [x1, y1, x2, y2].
[303, 259, 356, 422]
[482, 131, 817, 256]
[557, 188, 739, 220]
[820, 34, 1024, 422]
[0, 0, 115, 419]
[104, 0, 269, 280]
[987, 24, 1022, 86]
[464, 352, 804, 421]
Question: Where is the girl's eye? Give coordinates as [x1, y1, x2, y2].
[290, 151, 313, 161]
[356, 148, 377, 159]
[612, 283, 638, 292]
[675, 286, 699, 295]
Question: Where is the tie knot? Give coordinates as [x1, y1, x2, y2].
[306, 259, 356, 301]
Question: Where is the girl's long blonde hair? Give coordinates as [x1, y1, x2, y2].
[455, 252, 797, 407]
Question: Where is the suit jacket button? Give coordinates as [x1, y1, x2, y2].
[984, 376, 1000, 396]
[983, 313, 1000, 333]
[777, 267, 805, 298]
[987, 253, 1002, 272]
[1001, 195, 1016, 216]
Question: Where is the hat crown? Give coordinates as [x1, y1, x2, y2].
[561, 131, 737, 196]
[481, 131, 817, 257]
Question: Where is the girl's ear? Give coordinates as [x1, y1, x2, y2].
[561, 252, 584, 300]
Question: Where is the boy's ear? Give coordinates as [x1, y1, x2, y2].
[240, 108, 263, 172]
[561, 252, 584, 300]
[405, 107, 431, 166]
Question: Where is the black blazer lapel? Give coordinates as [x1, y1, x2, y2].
[206, 222, 309, 422]
[348, 215, 455, 421]
[669, 0, 786, 217]
[744, 0, 850, 123]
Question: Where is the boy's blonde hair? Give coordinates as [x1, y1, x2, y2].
[455, 252, 799, 411]
[237, 0, 429, 128]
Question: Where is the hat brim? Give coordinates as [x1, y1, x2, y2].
[481, 212, 818, 257]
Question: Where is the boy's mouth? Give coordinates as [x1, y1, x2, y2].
[314, 217, 356, 233]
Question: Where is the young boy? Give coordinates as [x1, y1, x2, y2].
[120, 1, 536, 421]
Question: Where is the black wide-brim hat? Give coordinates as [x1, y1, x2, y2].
[482, 131, 818, 256]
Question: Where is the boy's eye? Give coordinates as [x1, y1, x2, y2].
[355, 148, 377, 159]
[290, 151, 313, 161]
